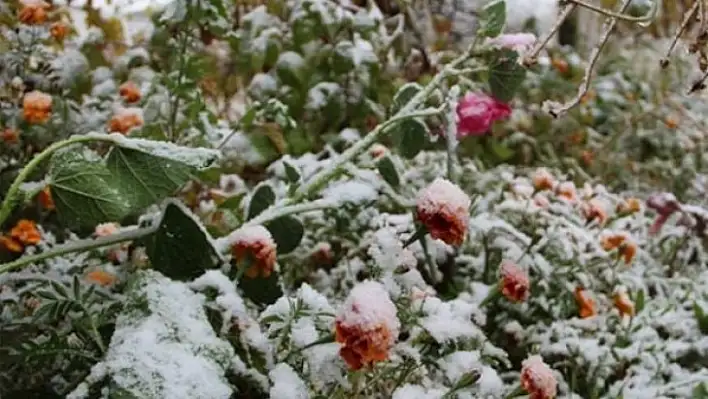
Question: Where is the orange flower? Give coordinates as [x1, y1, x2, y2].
[613, 289, 635, 317]
[38, 186, 54, 210]
[85, 270, 118, 286]
[520, 355, 557, 399]
[50, 22, 69, 41]
[10, 219, 41, 246]
[228, 225, 277, 278]
[94, 222, 120, 237]
[664, 116, 679, 129]
[0, 236, 23, 252]
[600, 232, 637, 265]
[582, 199, 608, 226]
[416, 178, 471, 247]
[23, 91, 53, 124]
[18, 0, 50, 25]
[532, 168, 555, 192]
[1, 128, 19, 144]
[551, 58, 569, 74]
[118, 81, 142, 103]
[335, 281, 399, 370]
[574, 286, 596, 319]
[108, 108, 143, 134]
[500, 260, 530, 303]
[580, 150, 594, 166]
[616, 198, 641, 215]
[555, 181, 577, 202]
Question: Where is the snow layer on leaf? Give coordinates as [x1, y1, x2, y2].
[269, 363, 309, 399]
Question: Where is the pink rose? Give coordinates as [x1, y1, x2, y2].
[486, 33, 537, 54]
[456, 93, 512, 137]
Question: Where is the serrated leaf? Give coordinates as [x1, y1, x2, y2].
[247, 184, 276, 220]
[265, 216, 304, 254]
[144, 201, 222, 281]
[238, 270, 283, 306]
[392, 118, 428, 159]
[49, 151, 131, 228]
[487, 49, 526, 102]
[390, 83, 422, 114]
[106, 147, 194, 210]
[377, 155, 400, 188]
[480, 0, 506, 38]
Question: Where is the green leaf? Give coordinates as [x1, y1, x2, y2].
[144, 201, 222, 281]
[247, 184, 275, 220]
[693, 382, 708, 399]
[49, 151, 130, 228]
[634, 289, 645, 314]
[283, 161, 301, 183]
[275, 51, 306, 88]
[693, 302, 708, 334]
[238, 271, 283, 306]
[392, 118, 428, 159]
[391, 83, 422, 114]
[376, 155, 400, 188]
[265, 216, 304, 254]
[218, 193, 247, 210]
[479, 0, 506, 38]
[489, 140, 515, 161]
[106, 147, 194, 211]
[487, 49, 526, 102]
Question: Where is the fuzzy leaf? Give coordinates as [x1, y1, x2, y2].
[145, 201, 222, 281]
[487, 49, 526, 102]
[391, 83, 423, 114]
[392, 118, 428, 159]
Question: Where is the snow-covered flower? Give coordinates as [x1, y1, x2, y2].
[532, 168, 555, 192]
[555, 181, 577, 202]
[416, 178, 471, 247]
[520, 355, 557, 399]
[95, 223, 120, 237]
[487, 33, 537, 54]
[613, 287, 635, 318]
[50, 22, 69, 41]
[456, 92, 511, 137]
[85, 269, 118, 287]
[574, 286, 596, 319]
[616, 197, 641, 215]
[646, 192, 682, 235]
[500, 260, 530, 303]
[119, 81, 142, 103]
[582, 198, 608, 226]
[335, 281, 400, 370]
[18, 0, 50, 25]
[600, 232, 637, 265]
[108, 108, 143, 134]
[228, 225, 277, 278]
[23, 91, 52, 124]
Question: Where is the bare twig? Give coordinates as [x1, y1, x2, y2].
[661, 1, 700, 68]
[564, 0, 658, 26]
[523, 3, 578, 66]
[544, 0, 633, 118]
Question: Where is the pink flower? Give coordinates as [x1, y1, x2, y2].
[456, 93, 511, 137]
[500, 260, 530, 303]
[520, 355, 557, 399]
[487, 33, 537, 54]
[646, 192, 682, 235]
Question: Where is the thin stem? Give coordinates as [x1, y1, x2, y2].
[545, 0, 633, 118]
[0, 226, 157, 275]
[282, 52, 471, 207]
[524, 3, 577, 65]
[0, 134, 119, 227]
[168, 28, 191, 142]
[661, 1, 699, 68]
[246, 198, 337, 226]
[564, 0, 658, 25]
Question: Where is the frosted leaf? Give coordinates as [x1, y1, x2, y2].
[74, 270, 234, 399]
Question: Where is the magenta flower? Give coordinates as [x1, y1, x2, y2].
[456, 93, 512, 137]
[646, 192, 682, 235]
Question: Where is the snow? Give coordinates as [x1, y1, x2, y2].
[322, 180, 378, 205]
[269, 363, 309, 399]
[69, 270, 234, 399]
[416, 177, 471, 216]
[336, 280, 400, 336]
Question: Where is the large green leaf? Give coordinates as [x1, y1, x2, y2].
[479, 0, 506, 38]
[49, 151, 131, 228]
[265, 215, 304, 254]
[144, 201, 222, 281]
[238, 270, 283, 306]
[392, 118, 428, 159]
[247, 183, 276, 220]
[487, 49, 526, 102]
[106, 147, 194, 210]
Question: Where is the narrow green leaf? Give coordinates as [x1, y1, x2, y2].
[694, 302, 708, 334]
[634, 289, 645, 314]
[377, 155, 400, 188]
[144, 201, 222, 281]
[283, 161, 301, 183]
[218, 193, 247, 210]
[479, 0, 506, 38]
[392, 118, 428, 159]
[247, 184, 276, 220]
[265, 215, 304, 254]
[487, 49, 526, 102]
